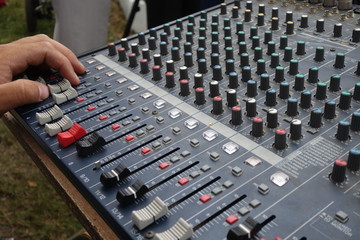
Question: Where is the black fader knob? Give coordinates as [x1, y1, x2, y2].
[330, 159, 347, 183]
[116, 180, 148, 205]
[347, 148, 360, 172]
[231, 106, 243, 125]
[100, 164, 130, 186]
[76, 132, 106, 157]
[336, 120, 350, 141]
[274, 128, 287, 150]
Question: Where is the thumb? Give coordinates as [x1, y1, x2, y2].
[0, 79, 49, 116]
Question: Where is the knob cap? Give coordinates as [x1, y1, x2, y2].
[330, 159, 347, 183]
[231, 106, 243, 125]
[212, 96, 223, 115]
[347, 148, 360, 172]
[336, 120, 350, 141]
[252, 117, 264, 137]
[309, 108, 323, 128]
[274, 128, 287, 150]
[290, 119, 302, 141]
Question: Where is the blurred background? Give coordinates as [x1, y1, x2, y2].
[0, 0, 126, 239]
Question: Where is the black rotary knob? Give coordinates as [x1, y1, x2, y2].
[165, 72, 175, 88]
[138, 32, 146, 45]
[288, 59, 299, 76]
[353, 82, 360, 100]
[247, 80, 257, 97]
[153, 54, 162, 67]
[333, 23, 342, 38]
[246, 98, 257, 118]
[117, 48, 127, 62]
[334, 52, 345, 69]
[212, 96, 223, 115]
[209, 81, 220, 98]
[107, 43, 117, 56]
[290, 119, 302, 141]
[131, 43, 140, 56]
[229, 72, 239, 89]
[179, 79, 190, 96]
[352, 28, 360, 43]
[315, 82, 327, 100]
[267, 41, 276, 56]
[279, 35, 288, 50]
[171, 47, 181, 61]
[227, 89, 238, 108]
[296, 41, 306, 55]
[279, 81, 290, 100]
[286, 98, 298, 117]
[294, 74, 305, 91]
[194, 73, 204, 88]
[195, 87, 206, 105]
[270, 53, 280, 68]
[264, 30, 272, 44]
[316, 19, 325, 33]
[254, 47, 263, 62]
[336, 120, 350, 141]
[338, 91, 352, 110]
[166, 60, 175, 73]
[330, 159, 347, 183]
[152, 66, 162, 81]
[300, 90, 312, 109]
[252, 117, 264, 137]
[274, 128, 287, 150]
[128, 53, 138, 68]
[140, 59, 150, 74]
[212, 65, 223, 81]
[347, 148, 360, 172]
[300, 15, 309, 28]
[211, 53, 220, 67]
[274, 66, 285, 83]
[350, 112, 360, 131]
[226, 59, 235, 74]
[285, 21, 294, 35]
[179, 66, 189, 80]
[324, 100, 336, 119]
[231, 106, 243, 125]
[329, 74, 341, 92]
[265, 88, 277, 107]
[314, 46, 325, 62]
[266, 108, 278, 128]
[271, 17, 279, 30]
[307, 67, 319, 84]
[257, 13, 265, 26]
[238, 41, 247, 55]
[257, 59, 266, 75]
[259, 73, 270, 90]
[309, 108, 323, 128]
[240, 53, 250, 67]
[283, 47, 293, 62]
[241, 66, 252, 82]
[197, 48, 205, 60]
[197, 58, 208, 74]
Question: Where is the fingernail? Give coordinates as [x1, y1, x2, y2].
[38, 84, 49, 100]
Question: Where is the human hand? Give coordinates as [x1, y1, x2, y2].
[0, 34, 85, 116]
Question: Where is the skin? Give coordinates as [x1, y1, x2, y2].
[0, 34, 86, 116]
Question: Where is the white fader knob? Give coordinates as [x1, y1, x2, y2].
[36, 105, 63, 125]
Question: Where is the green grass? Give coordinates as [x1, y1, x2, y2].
[0, 0, 126, 239]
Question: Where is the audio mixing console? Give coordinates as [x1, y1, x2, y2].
[12, 0, 360, 239]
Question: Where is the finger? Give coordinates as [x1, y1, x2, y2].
[10, 34, 86, 76]
[0, 80, 49, 116]
[9, 41, 81, 85]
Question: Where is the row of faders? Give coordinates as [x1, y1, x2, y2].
[14, 0, 360, 240]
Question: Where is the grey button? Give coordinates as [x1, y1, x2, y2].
[152, 141, 162, 150]
[172, 127, 181, 135]
[211, 187, 223, 195]
[201, 165, 211, 172]
[119, 106, 127, 112]
[146, 125, 155, 132]
[180, 150, 191, 158]
[210, 152, 220, 161]
[223, 180, 234, 189]
[238, 207, 250, 216]
[156, 116, 165, 124]
[132, 116, 141, 121]
[116, 90, 123, 96]
[335, 211, 349, 223]
[109, 111, 117, 116]
[107, 98, 114, 103]
[122, 120, 131, 126]
[95, 90, 102, 94]
[136, 129, 146, 137]
[232, 166, 243, 176]
[162, 136, 172, 144]
[190, 139, 200, 147]
[170, 156, 180, 163]
[128, 98, 136, 104]
[141, 107, 150, 113]
[249, 199, 261, 208]
[258, 183, 270, 195]
[97, 102, 106, 107]
[189, 171, 200, 179]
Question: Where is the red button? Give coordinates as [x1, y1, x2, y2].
[99, 115, 108, 120]
[125, 135, 135, 142]
[200, 194, 211, 203]
[273, 238, 283, 240]
[178, 177, 189, 185]
[226, 215, 238, 225]
[112, 124, 121, 130]
[141, 147, 151, 155]
[159, 162, 170, 169]
[87, 106, 96, 111]
[77, 98, 85, 102]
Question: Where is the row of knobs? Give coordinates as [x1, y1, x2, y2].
[330, 148, 360, 184]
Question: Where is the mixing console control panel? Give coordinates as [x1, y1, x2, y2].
[13, 0, 360, 239]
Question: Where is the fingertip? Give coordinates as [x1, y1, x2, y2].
[38, 83, 50, 100]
